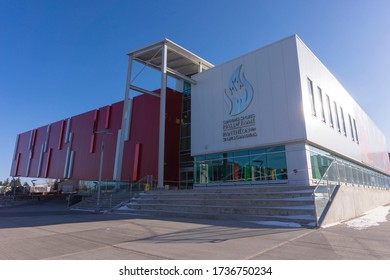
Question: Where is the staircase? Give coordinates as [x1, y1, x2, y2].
[112, 185, 317, 227]
[70, 191, 132, 212]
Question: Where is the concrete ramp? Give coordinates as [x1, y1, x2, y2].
[321, 185, 390, 227]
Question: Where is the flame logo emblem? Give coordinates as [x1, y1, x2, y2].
[224, 64, 254, 116]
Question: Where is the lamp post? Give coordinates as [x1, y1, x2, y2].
[95, 130, 113, 213]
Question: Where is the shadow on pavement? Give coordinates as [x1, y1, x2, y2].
[0, 199, 306, 242]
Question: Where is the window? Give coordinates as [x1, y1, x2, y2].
[349, 114, 355, 141]
[334, 101, 341, 132]
[353, 119, 359, 144]
[318, 87, 326, 122]
[326, 94, 334, 128]
[307, 78, 316, 117]
[194, 146, 288, 184]
[310, 152, 333, 179]
[308, 145, 390, 189]
[340, 107, 347, 136]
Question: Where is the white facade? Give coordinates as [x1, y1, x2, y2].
[192, 35, 305, 156]
[191, 35, 390, 186]
[297, 38, 390, 174]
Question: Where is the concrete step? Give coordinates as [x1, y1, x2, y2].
[131, 197, 313, 207]
[136, 190, 313, 200]
[113, 208, 316, 227]
[125, 203, 314, 216]
[113, 186, 317, 227]
[145, 185, 313, 196]
[153, 185, 313, 194]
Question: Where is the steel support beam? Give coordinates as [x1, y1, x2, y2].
[157, 43, 168, 189]
[129, 85, 161, 98]
[166, 67, 197, 85]
[114, 56, 133, 184]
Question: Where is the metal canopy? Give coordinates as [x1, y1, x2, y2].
[114, 39, 213, 190]
[128, 38, 214, 80]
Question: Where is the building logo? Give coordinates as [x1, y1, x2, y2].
[222, 64, 257, 142]
[224, 64, 254, 116]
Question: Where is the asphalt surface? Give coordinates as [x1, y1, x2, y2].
[0, 199, 389, 260]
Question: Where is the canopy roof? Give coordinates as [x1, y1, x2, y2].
[128, 38, 214, 79]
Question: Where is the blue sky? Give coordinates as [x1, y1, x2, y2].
[1, 0, 390, 182]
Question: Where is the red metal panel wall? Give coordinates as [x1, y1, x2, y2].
[11, 131, 30, 177]
[164, 90, 182, 183]
[121, 94, 159, 182]
[46, 120, 68, 179]
[121, 88, 182, 183]
[10, 88, 182, 184]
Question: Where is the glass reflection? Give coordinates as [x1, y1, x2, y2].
[194, 146, 288, 184]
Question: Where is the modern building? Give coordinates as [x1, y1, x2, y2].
[10, 35, 390, 225]
[191, 35, 390, 189]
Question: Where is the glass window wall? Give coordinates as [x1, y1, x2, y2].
[309, 146, 390, 189]
[194, 146, 287, 184]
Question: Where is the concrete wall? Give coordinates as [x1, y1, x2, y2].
[321, 186, 390, 227]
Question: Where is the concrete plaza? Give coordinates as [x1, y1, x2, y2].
[0, 199, 389, 260]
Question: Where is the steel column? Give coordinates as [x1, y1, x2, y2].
[157, 43, 168, 189]
[114, 56, 133, 184]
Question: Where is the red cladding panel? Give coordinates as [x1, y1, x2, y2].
[89, 134, 96, 153]
[121, 94, 159, 181]
[44, 148, 52, 178]
[132, 143, 141, 181]
[58, 120, 65, 150]
[13, 153, 21, 176]
[164, 90, 182, 183]
[105, 105, 111, 129]
[10, 88, 182, 183]
[10, 131, 31, 177]
[121, 88, 182, 182]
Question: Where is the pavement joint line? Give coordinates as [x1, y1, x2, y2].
[112, 244, 173, 260]
[34, 222, 175, 259]
[31, 224, 171, 260]
[243, 228, 316, 260]
[41, 243, 169, 260]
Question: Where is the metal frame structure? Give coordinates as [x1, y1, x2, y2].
[114, 39, 213, 188]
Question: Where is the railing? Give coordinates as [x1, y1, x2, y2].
[313, 159, 340, 226]
[77, 175, 194, 195]
[69, 176, 156, 210]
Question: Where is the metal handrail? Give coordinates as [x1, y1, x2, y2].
[313, 159, 337, 193]
[313, 158, 340, 226]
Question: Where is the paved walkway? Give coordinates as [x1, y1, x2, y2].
[0, 200, 389, 260]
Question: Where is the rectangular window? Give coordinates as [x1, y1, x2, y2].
[353, 119, 359, 144]
[194, 146, 288, 184]
[318, 87, 326, 122]
[334, 101, 341, 132]
[340, 107, 347, 136]
[307, 78, 316, 117]
[326, 94, 334, 128]
[349, 114, 355, 141]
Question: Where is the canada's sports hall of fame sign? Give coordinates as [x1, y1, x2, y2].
[223, 64, 257, 142]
